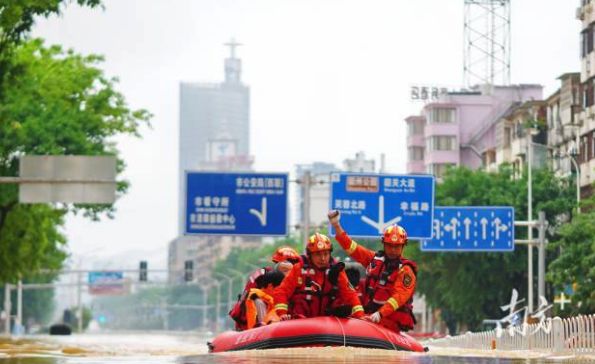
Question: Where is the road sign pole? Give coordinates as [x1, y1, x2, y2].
[77, 271, 83, 333]
[527, 131, 534, 313]
[302, 171, 311, 249]
[16, 280, 22, 334]
[3, 284, 10, 336]
[537, 211, 547, 301]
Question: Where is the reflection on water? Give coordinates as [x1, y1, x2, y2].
[0, 335, 593, 364]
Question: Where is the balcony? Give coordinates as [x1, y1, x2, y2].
[407, 134, 425, 147]
[407, 161, 425, 174]
[424, 150, 459, 165]
[510, 138, 527, 157]
[424, 122, 459, 138]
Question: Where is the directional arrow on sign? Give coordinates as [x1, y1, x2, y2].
[361, 195, 402, 234]
[463, 218, 472, 239]
[492, 217, 509, 240]
[249, 197, 267, 226]
[480, 218, 488, 239]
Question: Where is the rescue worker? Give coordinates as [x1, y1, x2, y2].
[272, 233, 365, 320]
[328, 210, 417, 332]
[229, 246, 300, 330]
[244, 270, 285, 329]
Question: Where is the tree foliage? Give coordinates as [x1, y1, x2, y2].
[406, 165, 574, 332]
[548, 194, 595, 315]
[0, 38, 150, 283]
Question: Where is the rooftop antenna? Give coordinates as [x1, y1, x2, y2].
[463, 0, 511, 88]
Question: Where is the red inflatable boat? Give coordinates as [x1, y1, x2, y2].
[208, 317, 426, 352]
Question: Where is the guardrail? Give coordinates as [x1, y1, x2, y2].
[428, 315, 595, 353]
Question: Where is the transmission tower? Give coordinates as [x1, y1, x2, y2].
[463, 0, 511, 87]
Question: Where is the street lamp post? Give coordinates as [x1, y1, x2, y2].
[564, 124, 582, 214]
[568, 153, 581, 214]
[526, 126, 540, 314]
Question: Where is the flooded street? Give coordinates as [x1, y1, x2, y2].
[0, 333, 593, 364]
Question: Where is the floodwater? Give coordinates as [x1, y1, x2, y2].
[0, 333, 593, 364]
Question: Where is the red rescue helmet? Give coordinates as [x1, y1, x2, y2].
[306, 233, 332, 254]
[271, 246, 300, 263]
[381, 224, 408, 246]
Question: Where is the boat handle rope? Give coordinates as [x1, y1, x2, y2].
[352, 317, 398, 351]
[333, 316, 347, 347]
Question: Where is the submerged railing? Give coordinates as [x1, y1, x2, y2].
[428, 315, 595, 353]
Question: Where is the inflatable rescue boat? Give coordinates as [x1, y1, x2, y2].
[208, 316, 426, 352]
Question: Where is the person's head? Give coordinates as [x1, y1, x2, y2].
[271, 246, 300, 264]
[306, 233, 332, 270]
[381, 224, 408, 260]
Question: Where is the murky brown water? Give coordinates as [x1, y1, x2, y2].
[0, 334, 592, 363]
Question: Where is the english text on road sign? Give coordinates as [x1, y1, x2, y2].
[185, 172, 288, 236]
[421, 206, 514, 252]
[329, 173, 435, 239]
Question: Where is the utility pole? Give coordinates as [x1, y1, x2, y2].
[77, 271, 83, 333]
[537, 211, 547, 301]
[16, 280, 22, 334]
[527, 129, 534, 313]
[302, 171, 311, 249]
[3, 284, 10, 336]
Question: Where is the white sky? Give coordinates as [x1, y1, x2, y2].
[31, 0, 579, 269]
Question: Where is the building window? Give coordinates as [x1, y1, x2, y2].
[581, 26, 594, 58]
[408, 146, 424, 161]
[427, 136, 457, 151]
[428, 108, 456, 123]
[584, 78, 595, 108]
[427, 163, 455, 178]
[408, 120, 425, 136]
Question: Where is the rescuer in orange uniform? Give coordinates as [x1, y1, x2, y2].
[229, 246, 300, 330]
[328, 210, 417, 332]
[272, 233, 365, 320]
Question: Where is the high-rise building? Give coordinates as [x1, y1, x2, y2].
[178, 39, 252, 233]
[169, 39, 258, 283]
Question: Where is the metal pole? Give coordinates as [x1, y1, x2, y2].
[202, 284, 208, 329]
[77, 271, 83, 333]
[16, 280, 22, 334]
[303, 171, 311, 249]
[537, 211, 546, 301]
[569, 156, 581, 214]
[215, 282, 221, 333]
[3, 284, 11, 336]
[527, 130, 534, 314]
[214, 273, 233, 311]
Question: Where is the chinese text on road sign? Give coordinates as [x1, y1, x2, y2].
[185, 172, 288, 236]
[329, 173, 435, 239]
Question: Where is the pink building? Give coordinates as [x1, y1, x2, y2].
[405, 85, 543, 178]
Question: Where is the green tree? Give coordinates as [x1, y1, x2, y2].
[0, 38, 150, 283]
[407, 165, 574, 332]
[0, 1, 102, 95]
[547, 194, 595, 315]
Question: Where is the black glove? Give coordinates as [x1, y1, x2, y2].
[328, 262, 345, 285]
[255, 270, 285, 289]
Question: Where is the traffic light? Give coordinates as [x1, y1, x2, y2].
[139, 261, 148, 282]
[184, 260, 194, 282]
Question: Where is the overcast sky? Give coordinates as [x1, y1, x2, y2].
[31, 0, 579, 269]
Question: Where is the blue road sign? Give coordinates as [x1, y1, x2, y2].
[329, 173, 435, 239]
[88, 271, 125, 295]
[421, 206, 515, 252]
[185, 172, 288, 236]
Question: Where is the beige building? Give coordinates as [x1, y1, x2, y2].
[575, 0, 595, 198]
